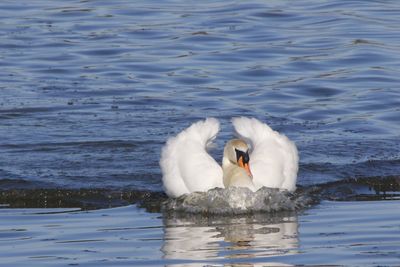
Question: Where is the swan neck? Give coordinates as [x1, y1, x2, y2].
[222, 147, 235, 169]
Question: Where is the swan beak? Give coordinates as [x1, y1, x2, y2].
[238, 156, 253, 178]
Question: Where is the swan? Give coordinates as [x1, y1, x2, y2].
[160, 117, 298, 198]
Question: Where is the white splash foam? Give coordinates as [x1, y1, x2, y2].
[163, 187, 310, 214]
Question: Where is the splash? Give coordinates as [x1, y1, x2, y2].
[163, 187, 312, 214]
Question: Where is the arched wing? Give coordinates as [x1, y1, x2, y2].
[232, 117, 298, 191]
[160, 118, 223, 197]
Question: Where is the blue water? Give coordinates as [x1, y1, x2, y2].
[1, 0, 399, 191]
[1, 201, 399, 266]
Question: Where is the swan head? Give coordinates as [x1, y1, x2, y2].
[223, 139, 252, 178]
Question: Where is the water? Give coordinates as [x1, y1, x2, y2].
[1, 201, 399, 266]
[1, 0, 400, 265]
[1, 0, 400, 190]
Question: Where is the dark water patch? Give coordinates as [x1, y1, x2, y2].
[29, 53, 80, 62]
[173, 76, 212, 85]
[0, 140, 138, 153]
[182, 34, 232, 44]
[252, 10, 297, 19]
[78, 48, 132, 57]
[51, 7, 94, 15]
[0, 102, 107, 118]
[0, 106, 68, 116]
[0, 187, 166, 211]
[317, 175, 400, 201]
[0, 176, 398, 213]
[236, 68, 280, 79]
[34, 67, 74, 75]
[300, 85, 344, 98]
[0, 178, 51, 191]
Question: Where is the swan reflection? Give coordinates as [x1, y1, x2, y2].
[162, 212, 299, 264]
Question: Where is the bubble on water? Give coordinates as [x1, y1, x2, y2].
[163, 187, 312, 214]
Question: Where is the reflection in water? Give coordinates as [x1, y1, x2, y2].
[162, 212, 298, 264]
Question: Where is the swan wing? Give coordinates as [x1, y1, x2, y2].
[232, 117, 298, 191]
[160, 118, 224, 197]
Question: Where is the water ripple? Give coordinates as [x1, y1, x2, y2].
[0, 0, 399, 190]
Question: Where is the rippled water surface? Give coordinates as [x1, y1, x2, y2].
[1, 0, 399, 190]
[1, 0, 400, 265]
[1, 201, 400, 266]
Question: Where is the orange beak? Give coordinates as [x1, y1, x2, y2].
[238, 156, 253, 178]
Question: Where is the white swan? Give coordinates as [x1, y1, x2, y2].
[160, 117, 298, 198]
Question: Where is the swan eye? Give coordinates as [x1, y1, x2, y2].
[235, 148, 250, 164]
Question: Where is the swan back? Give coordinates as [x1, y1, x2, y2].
[160, 118, 223, 197]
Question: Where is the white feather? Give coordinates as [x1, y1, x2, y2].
[160, 118, 224, 198]
[232, 117, 298, 191]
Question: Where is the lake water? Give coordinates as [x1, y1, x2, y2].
[1, 0, 400, 265]
[1, 201, 400, 266]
